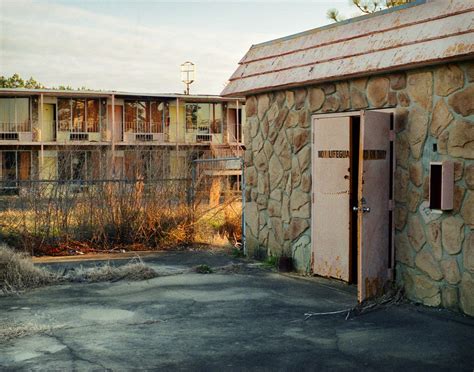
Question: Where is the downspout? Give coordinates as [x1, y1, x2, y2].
[241, 157, 246, 256]
[39, 94, 44, 170]
[111, 94, 115, 178]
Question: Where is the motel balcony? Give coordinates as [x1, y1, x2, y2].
[122, 121, 167, 143]
[0, 121, 33, 142]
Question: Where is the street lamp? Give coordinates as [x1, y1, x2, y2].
[181, 61, 195, 95]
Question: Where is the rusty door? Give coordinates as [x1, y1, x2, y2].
[312, 116, 351, 281]
[357, 111, 392, 302]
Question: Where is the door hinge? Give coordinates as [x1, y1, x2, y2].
[389, 130, 395, 142]
[388, 199, 394, 211]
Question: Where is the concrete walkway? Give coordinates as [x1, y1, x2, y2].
[1, 251, 473, 371]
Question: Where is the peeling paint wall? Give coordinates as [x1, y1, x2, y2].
[243, 60, 474, 315]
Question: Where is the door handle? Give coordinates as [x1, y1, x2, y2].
[352, 206, 371, 213]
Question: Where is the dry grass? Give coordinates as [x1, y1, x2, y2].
[62, 257, 158, 283]
[0, 245, 158, 295]
[0, 321, 61, 341]
[0, 244, 57, 294]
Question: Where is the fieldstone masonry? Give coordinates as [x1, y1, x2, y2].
[244, 61, 474, 316]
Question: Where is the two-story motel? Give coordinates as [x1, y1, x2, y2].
[0, 89, 245, 189]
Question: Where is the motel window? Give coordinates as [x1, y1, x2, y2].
[185, 103, 222, 133]
[123, 150, 168, 181]
[124, 100, 165, 133]
[0, 151, 32, 188]
[0, 98, 30, 132]
[57, 151, 101, 181]
[58, 98, 101, 132]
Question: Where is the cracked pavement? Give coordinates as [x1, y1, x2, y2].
[1, 251, 473, 371]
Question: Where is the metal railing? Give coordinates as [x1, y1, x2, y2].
[0, 121, 32, 133]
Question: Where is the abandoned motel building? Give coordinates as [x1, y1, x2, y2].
[221, 0, 474, 315]
[0, 90, 246, 189]
[0, 0, 473, 317]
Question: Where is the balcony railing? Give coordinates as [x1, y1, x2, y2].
[124, 121, 164, 134]
[0, 121, 32, 133]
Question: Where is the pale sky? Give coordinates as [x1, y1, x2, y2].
[0, 0, 360, 95]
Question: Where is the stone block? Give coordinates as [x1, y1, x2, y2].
[407, 214, 426, 252]
[336, 82, 350, 111]
[460, 272, 474, 316]
[434, 64, 464, 96]
[415, 247, 443, 281]
[442, 216, 464, 255]
[390, 73, 407, 90]
[293, 128, 310, 153]
[409, 162, 423, 187]
[394, 168, 409, 203]
[461, 191, 473, 228]
[285, 91, 295, 109]
[257, 94, 270, 120]
[447, 119, 474, 159]
[441, 286, 458, 310]
[309, 88, 325, 112]
[297, 146, 311, 172]
[426, 220, 442, 260]
[463, 231, 474, 272]
[397, 92, 410, 107]
[407, 106, 429, 159]
[394, 206, 408, 231]
[350, 88, 368, 109]
[269, 155, 284, 188]
[448, 85, 474, 116]
[440, 257, 461, 285]
[245, 96, 257, 117]
[395, 232, 415, 267]
[408, 188, 421, 212]
[406, 71, 433, 110]
[289, 218, 309, 241]
[294, 89, 307, 110]
[466, 164, 474, 189]
[321, 95, 340, 112]
[414, 274, 441, 307]
[367, 76, 390, 107]
[430, 99, 453, 138]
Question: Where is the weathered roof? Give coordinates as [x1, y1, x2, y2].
[0, 88, 244, 102]
[221, 0, 474, 96]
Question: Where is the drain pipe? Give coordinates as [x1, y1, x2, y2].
[241, 157, 246, 256]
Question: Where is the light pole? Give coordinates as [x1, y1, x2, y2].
[181, 62, 195, 95]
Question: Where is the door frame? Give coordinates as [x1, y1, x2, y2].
[311, 109, 396, 296]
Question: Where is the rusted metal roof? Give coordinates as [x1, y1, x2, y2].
[221, 0, 474, 96]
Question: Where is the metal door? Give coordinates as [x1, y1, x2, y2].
[42, 104, 55, 141]
[356, 111, 392, 302]
[312, 116, 351, 281]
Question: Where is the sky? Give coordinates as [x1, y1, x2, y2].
[0, 0, 360, 95]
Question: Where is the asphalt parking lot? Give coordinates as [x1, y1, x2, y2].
[1, 251, 473, 371]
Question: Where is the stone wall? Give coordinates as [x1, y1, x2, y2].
[243, 61, 474, 315]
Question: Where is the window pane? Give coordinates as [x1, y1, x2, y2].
[211, 104, 222, 134]
[72, 99, 85, 132]
[124, 101, 136, 132]
[150, 101, 163, 133]
[186, 104, 198, 131]
[87, 99, 99, 132]
[58, 152, 69, 180]
[1, 152, 17, 181]
[16, 98, 29, 131]
[197, 104, 210, 131]
[18, 151, 31, 180]
[58, 99, 71, 131]
[71, 152, 86, 180]
[137, 101, 150, 133]
[0, 99, 15, 131]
